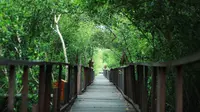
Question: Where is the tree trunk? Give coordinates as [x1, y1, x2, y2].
[54, 15, 68, 63]
[54, 15, 68, 80]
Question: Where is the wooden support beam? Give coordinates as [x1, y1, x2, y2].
[141, 66, 148, 112]
[67, 65, 71, 102]
[151, 67, 157, 112]
[8, 65, 16, 112]
[176, 66, 183, 112]
[44, 65, 53, 112]
[74, 65, 78, 96]
[56, 65, 62, 112]
[124, 67, 127, 95]
[21, 66, 29, 112]
[84, 67, 87, 89]
[130, 65, 136, 102]
[137, 65, 143, 107]
[53, 88, 58, 112]
[38, 65, 45, 112]
[77, 65, 81, 95]
[157, 67, 166, 112]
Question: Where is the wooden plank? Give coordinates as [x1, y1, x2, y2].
[67, 65, 71, 102]
[38, 65, 45, 112]
[44, 65, 53, 112]
[176, 66, 183, 112]
[151, 67, 157, 112]
[56, 65, 62, 112]
[70, 74, 135, 112]
[84, 67, 87, 90]
[135, 65, 141, 105]
[0, 59, 70, 66]
[129, 51, 200, 67]
[137, 65, 143, 107]
[157, 67, 166, 112]
[77, 65, 81, 95]
[32, 104, 38, 112]
[124, 67, 127, 95]
[130, 65, 136, 102]
[8, 65, 16, 112]
[141, 66, 148, 112]
[126, 67, 131, 98]
[21, 66, 29, 112]
[53, 88, 58, 112]
[74, 65, 78, 96]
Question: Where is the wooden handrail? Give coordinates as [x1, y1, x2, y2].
[112, 51, 200, 69]
[0, 59, 71, 66]
[0, 59, 94, 112]
[106, 51, 200, 112]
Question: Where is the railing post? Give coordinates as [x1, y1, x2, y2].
[141, 66, 148, 112]
[121, 68, 125, 92]
[84, 67, 87, 89]
[8, 65, 16, 112]
[124, 68, 127, 95]
[137, 65, 143, 107]
[67, 65, 71, 102]
[55, 65, 62, 112]
[116, 68, 119, 86]
[21, 66, 29, 112]
[77, 65, 82, 94]
[74, 65, 78, 96]
[176, 66, 183, 112]
[130, 65, 136, 102]
[88, 68, 91, 84]
[44, 65, 53, 112]
[110, 69, 113, 82]
[157, 67, 166, 112]
[125, 66, 134, 100]
[151, 67, 157, 112]
[38, 65, 45, 112]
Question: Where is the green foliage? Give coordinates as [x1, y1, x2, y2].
[1, 0, 200, 111]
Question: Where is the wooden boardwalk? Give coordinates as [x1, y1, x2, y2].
[70, 74, 136, 112]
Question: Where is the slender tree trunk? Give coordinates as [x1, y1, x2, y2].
[54, 15, 68, 80]
[54, 15, 68, 63]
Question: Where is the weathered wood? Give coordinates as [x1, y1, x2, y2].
[32, 104, 38, 112]
[8, 65, 16, 112]
[74, 65, 78, 96]
[157, 67, 166, 112]
[124, 67, 127, 96]
[21, 66, 29, 112]
[130, 65, 136, 102]
[151, 67, 157, 112]
[44, 65, 53, 112]
[38, 65, 45, 112]
[67, 65, 71, 102]
[0, 59, 70, 66]
[141, 66, 148, 112]
[84, 68, 87, 89]
[56, 65, 62, 112]
[53, 88, 58, 112]
[70, 74, 135, 112]
[176, 66, 183, 112]
[77, 65, 81, 95]
[137, 65, 143, 107]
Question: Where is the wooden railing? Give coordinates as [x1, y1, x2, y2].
[0, 59, 94, 112]
[103, 51, 200, 112]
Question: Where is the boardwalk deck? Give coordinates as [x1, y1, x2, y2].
[70, 74, 136, 112]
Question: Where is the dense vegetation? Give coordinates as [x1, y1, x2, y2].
[0, 0, 200, 111]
